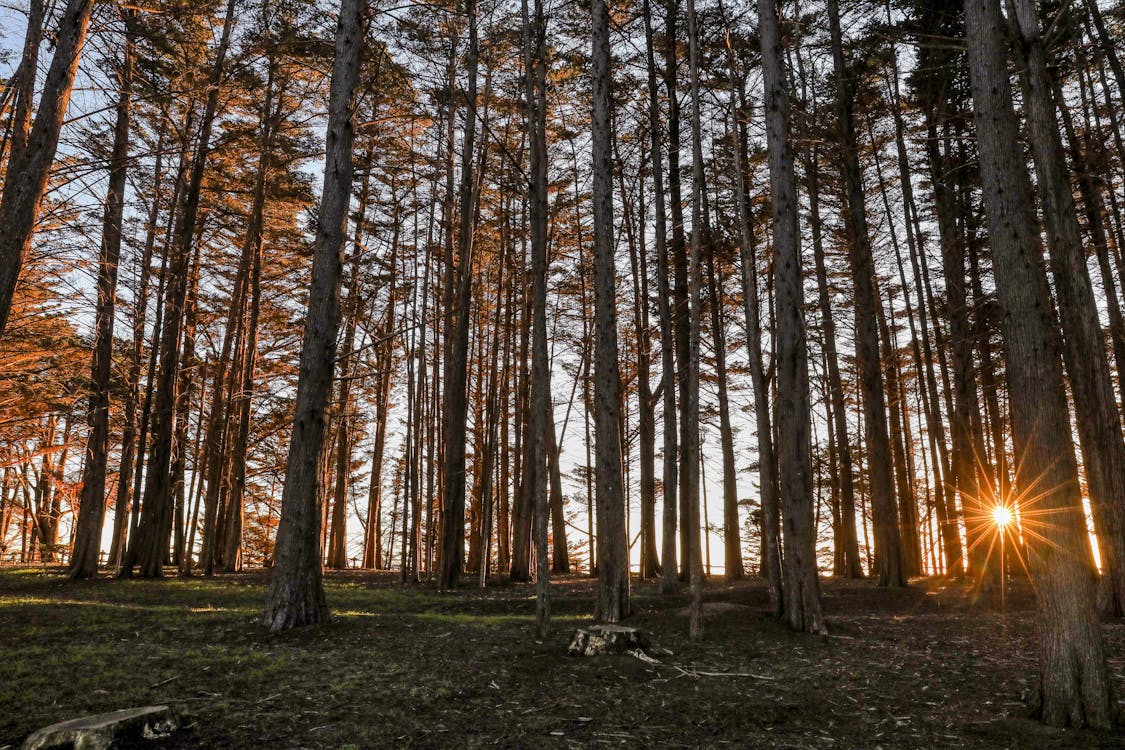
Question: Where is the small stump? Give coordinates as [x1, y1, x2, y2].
[567, 624, 649, 656]
[23, 705, 180, 750]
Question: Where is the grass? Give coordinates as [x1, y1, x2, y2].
[2, 567, 1124, 748]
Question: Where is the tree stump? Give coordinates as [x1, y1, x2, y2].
[22, 705, 180, 750]
[567, 624, 649, 656]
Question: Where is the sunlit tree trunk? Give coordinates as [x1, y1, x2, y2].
[2, 0, 44, 165]
[0, 0, 95, 338]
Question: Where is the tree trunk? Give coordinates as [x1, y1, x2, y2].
[757, 0, 825, 634]
[805, 147, 863, 579]
[69, 20, 134, 579]
[1011, 0, 1125, 618]
[263, 0, 364, 631]
[590, 0, 629, 622]
[662, 0, 697, 582]
[684, 0, 707, 639]
[642, 0, 678, 595]
[0, 0, 96, 338]
[525, 0, 551, 637]
[707, 253, 743, 581]
[438, 0, 479, 589]
[963, 0, 1111, 725]
[2, 0, 44, 166]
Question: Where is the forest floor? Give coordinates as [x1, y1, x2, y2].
[2, 569, 1124, 749]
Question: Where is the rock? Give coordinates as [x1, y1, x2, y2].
[567, 624, 649, 656]
[23, 706, 180, 750]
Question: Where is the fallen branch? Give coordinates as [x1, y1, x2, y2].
[627, 649, 661, 665]
[672, 666, 777, 680]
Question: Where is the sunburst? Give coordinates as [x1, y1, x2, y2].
[951, 440, 1086, 590]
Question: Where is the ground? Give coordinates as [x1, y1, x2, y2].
[1, 569, 1124, 749]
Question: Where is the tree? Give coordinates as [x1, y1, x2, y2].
[590, 0, 629, 623]
[263, 0, 365, 631]
[756, 0, 826, 635]
[641, 0, 679, 596]
[68, 6, 136, 580]
[523, 0, 551, 636]
[962, 0, 1111, 725]
[122, 0, 240, 579]
[1010, 0, 1125, 618]
[438, 0, 480, 590]
[0, 0, 96, 338]
[825, 0, 903, 586]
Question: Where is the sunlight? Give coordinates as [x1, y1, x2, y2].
[991, 505, 1013, 530]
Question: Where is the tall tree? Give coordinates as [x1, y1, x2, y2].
[642, 0, 679, 596]
[122, 0, 240, 579]
[962, 0, 1111, 725]
[825, 0, 904, 586]
[757, 0, 826, 634]
[1010, 0, 1125, 618]
[263, 0, 365, 631]
[523, 0, 551, 636]
[590, 0, 629, 622]
[438, 0, 480, 589]
[68, 8, 136, 579]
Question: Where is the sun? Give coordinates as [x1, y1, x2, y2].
[992, 504, 1013, 529]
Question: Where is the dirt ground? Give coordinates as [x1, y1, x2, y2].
[1, 568, 1123, 748]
